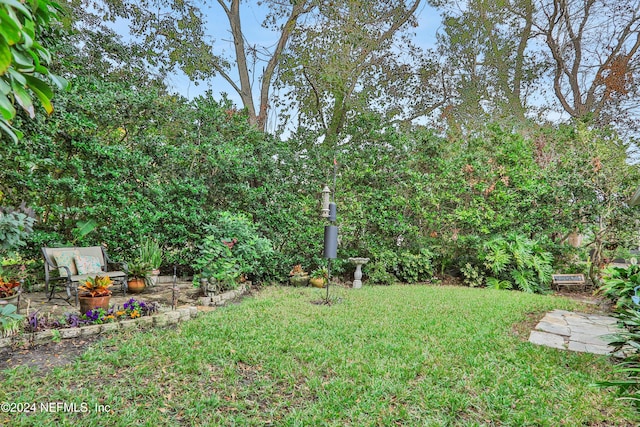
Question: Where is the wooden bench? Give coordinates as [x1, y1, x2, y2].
[42, 246, 128, 306]
[551, 274, 586, 290]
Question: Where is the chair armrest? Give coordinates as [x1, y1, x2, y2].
[107, 260, 128, 271]
[43, 257, 72, 278]
[102, 250, 127, 271]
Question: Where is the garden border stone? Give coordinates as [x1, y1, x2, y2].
[0, 282, 250, 348]
[0, 306, 200, 349]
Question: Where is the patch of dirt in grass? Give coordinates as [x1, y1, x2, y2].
[511, 311, 545, 340]
[0, 336, 102, 375]
[553, 289, 612, 313]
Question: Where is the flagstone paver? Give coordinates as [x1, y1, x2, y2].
[528, 309, 624, 355]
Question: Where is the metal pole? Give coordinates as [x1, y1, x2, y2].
[172, 265, 178, 311]
[326, 259, 331, 301]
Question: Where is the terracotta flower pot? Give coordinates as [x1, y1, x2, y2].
[127, 278, 146, 294]
[310, 277, 326, 288]
[79, 295, 111, 315]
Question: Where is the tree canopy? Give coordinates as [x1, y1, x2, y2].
[0, 0, 67, 141]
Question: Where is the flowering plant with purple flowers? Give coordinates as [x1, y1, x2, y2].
[21, 298, 160, 334]
[116, 298, 159, 319]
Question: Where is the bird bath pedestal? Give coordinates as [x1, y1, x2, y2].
[348, 257, 369, 289]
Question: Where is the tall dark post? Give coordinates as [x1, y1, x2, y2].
[323, 160, 338, 302]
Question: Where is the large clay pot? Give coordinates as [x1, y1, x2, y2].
[309, 277, 326, 288]
[127, 278, 146, 294]
[79, 295, 111, 315]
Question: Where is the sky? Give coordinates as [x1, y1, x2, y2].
[163, 1, 442, 110]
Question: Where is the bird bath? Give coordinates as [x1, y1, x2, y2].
[348, 257, 369, 289]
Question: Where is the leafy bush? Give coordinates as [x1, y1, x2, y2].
[0, 304, 23, 337]
[0, 204, 36, 254]
[201, 212, 274, 282]
[365, 261, 397, 286]
[598, 264, 640, 310]
[363, 250, 397, 285]
[192, 212, 275, 290]
[598, 308, 640, 411]
[394, 249, 434, 283]
[460, 262, 484, 287]
[192, 237, 239, 292]
[479, 233, 553, 293]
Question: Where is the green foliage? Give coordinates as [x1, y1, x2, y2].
[192, 237, 238, 292]
[365, 261, 397, 286]
[460, 262, 484, 287]
[192, 212, 275, 291]
[138, 238, 162, 270]
[126, 260, 152, 281]
[0, 304, 23, 337]
[598, 265, 640, 310]
[479, 233, 553, 293]
[198, 212, 274, 283]
[310, 267, 328, 280]
[0, 204, 35, 254]
[394, 249, 434, 284]
[485, 276, 513, 290]
[364, 250, 398, 286]
[598, 308, 640, 412]
[1, 19, 638, 294]
[0, 0, 68, 142]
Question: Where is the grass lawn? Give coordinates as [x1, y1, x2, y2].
[1, 285, 637, 426]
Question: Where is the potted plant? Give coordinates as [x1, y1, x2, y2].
[310, 267, 328, 288]
[126, 260, 152, 293]
[0, 264, 24, 305]
[78, 275, 113, 315]
[0, 276, 21, 304]
[139, 238, 162, 286]
[289, 264, 309, 287]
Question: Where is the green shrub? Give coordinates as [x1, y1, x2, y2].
[394, 249, 434, 283]
[479, 233, 553, 293]
[598, 308, 640, 412]
[460, 262, 484, 287]
[365, 261, 397, 286]
[194, 212, 274, 284]
[598, 264, 640, 310]
[0, 205, 36, 255]
[192, 239, 239, 292]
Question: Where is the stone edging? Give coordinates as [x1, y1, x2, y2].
[0, 306, 199, 349]
[0, 283, 251, 349]
[197, 283, 249, 307]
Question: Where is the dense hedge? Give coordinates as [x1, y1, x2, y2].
[2, 73, 639, 287]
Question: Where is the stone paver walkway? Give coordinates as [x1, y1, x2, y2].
[528, 309, 623, 355]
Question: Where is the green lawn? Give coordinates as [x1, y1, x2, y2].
[2, 285, 637, 426]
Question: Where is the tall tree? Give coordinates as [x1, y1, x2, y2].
[431, 0, 543, 128]
[71, 0, 315, 132]
[276, 0, 432, 145]
[534, 0, 640, 125]
[431, 0, 640, 130]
